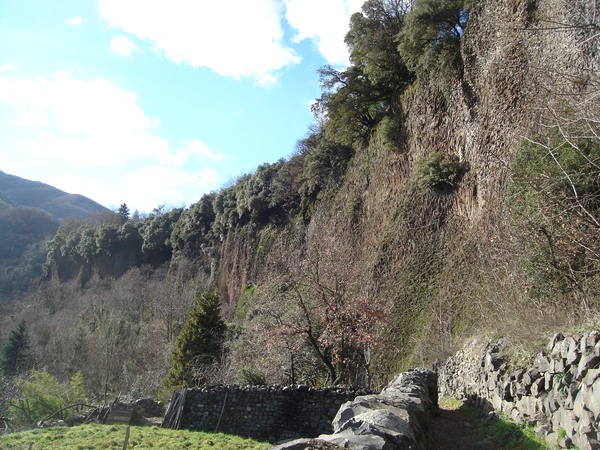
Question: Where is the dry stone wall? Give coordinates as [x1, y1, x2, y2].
[275, 369, 438, 449]
[174, 385, 364, 443]
[438, 331, 600, 450]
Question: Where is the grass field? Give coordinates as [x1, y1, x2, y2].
[0, 424, 271, 450]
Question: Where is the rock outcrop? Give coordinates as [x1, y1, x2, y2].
[275, 369, 438, 450]
[439, 331, 600, 450]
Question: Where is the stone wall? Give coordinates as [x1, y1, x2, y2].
[173, 385, 363, 443]
[275, 369, 439, 449]
[438, 331, 600, 450]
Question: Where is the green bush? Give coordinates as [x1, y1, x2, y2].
[9, 371, 88, 425]
[238, 368, 267, 386]
[416, 151, 465, 190]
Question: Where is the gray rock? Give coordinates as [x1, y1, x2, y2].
[535, 422, 551, 437]
[491, 392, 503, 410]
[552, 407, 576, 439]
[531, 377, 545, 397]
[546, 431, 560, 447]
[534, 353, 550, 373]
[544, 372, 554, 391]
[513, 368, 525, 382]
[573, 386, 589, 419]
[550, 357, 565, 374]
[439, 332, 600, 449]
[523, 368, 540, 388]
[343, 411, 417, 447]
[561, 337, 579, 364]
[564, 384, 579, 410]
[272, 438, 344, 450]
[337, 408, 413, 437]
[589, 376, 600, 418]
[500, 379, 512, 401]
[585, 331, 600, 348]
[313, 369, 436, 450]
[576, 408, 595, 435]
[583, 368, 600, 387]
[510, 407, 522, 423]
[318, 431, 390, 450]
[485, 351, 503, 371]
[548, 333, 565, 353]
[577, 348, 600, 380]
[332, 399, 381, 432]
[515, 396, 537, 418]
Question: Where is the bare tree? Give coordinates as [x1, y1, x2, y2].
[511, 0, 599, 304]
[252, 235, 391, 387]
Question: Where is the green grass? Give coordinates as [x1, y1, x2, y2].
[479, 413, 550, 450]
[0, 424, 271, 450]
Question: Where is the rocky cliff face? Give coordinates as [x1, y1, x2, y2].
[212, 0, 598, 385]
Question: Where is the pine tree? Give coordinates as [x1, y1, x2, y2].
[0, 320, 30, 376]
[117, 203, 130, 224]
[163, 291, 226, 389]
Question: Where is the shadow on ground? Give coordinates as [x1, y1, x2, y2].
[431, 400, 549, 450]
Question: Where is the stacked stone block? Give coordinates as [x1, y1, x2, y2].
[439, 331, 600, 449]
[275, 369, 439, 449]
[178, 385, 363, 443]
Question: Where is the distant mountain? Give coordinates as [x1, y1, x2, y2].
[0, 170, 110, 221]
[0, 191, 14, 211]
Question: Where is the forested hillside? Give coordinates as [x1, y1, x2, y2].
[1, 0, 598, 424]
[0, 171, 112, 300]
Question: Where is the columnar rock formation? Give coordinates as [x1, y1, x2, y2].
[438, 331, 600, 449]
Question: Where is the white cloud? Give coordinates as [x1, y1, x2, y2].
[284, 0, 363, 66]
[109, 35, 140, 57]
[64, 17, 83, 26]
[158, 139, 225, 166]
[0, 72, 171, 166]
[14, 107, 48, 126]
[184, 139, 224, 161]
[0, 72, 224, 212]
[97, 0, 300, 85]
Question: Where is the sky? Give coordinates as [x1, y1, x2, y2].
[0, 0, 364, 213]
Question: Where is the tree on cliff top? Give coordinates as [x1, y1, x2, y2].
[398, 0, 470, 88]
[164, 290, 226, 389]
[313, 0, 413, 147]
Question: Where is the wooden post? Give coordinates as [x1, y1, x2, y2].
[122, 426, 130, 450]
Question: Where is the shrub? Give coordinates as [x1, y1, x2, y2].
[416, 151, 465, 190]
[9, 371, 87, 426]
[238, 368, 267, 386]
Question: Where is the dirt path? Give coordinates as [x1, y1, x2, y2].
[431, 403, 497, 450]
[430, 398, 549, 450]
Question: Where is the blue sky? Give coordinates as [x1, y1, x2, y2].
[0, 0, 363, 212]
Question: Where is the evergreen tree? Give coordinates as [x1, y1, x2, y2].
[1, 320, 30, 376]
[397, 0, 470, 83]
[313, 0, 412, 146]
[163, 290, 226, 389]
[117, 203, 130, 224]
